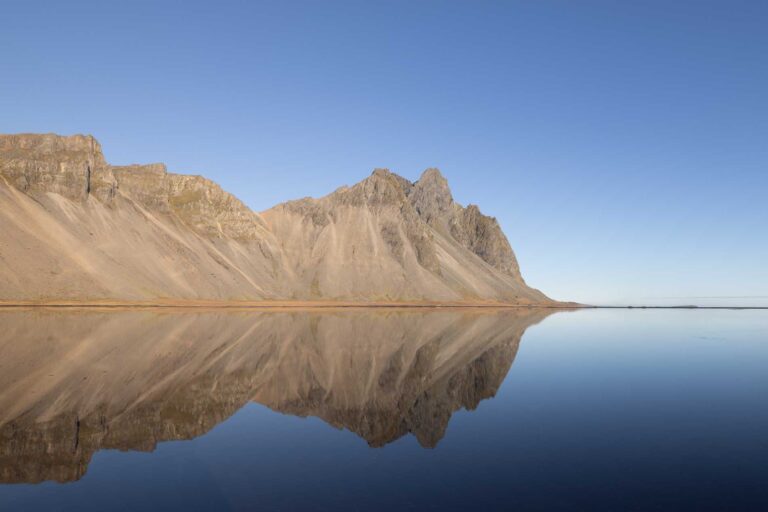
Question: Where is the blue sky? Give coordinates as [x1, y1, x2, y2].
[1, 0, 766, 305]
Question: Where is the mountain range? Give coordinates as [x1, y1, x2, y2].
[0, 133, 553, 304]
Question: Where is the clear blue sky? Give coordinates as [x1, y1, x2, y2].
[2, 0, 766, 306]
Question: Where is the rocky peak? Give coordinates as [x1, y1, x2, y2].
[406, 167, 524, 282]
[166, 173, 272, 240]
[331, 168, 412, 208]
[110, 164, 271, 240]
[0, 134, 273, 241]
[370, 167, 392, 178]
[0, 133, 105, 165]
[0, 133, 109, 201]
[409, 167, 455, 226]
[113, 162, 167, 176]
[419, 167, 446, 184]
[111, 163, 172, 212]
[449, 204, 523, 281]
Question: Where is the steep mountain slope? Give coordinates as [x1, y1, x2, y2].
[0, 134, 286, 301]
[263, 168, 548, 302]
[0, 133, 552, 304]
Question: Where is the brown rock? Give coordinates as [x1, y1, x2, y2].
[0, 133, 551, 304]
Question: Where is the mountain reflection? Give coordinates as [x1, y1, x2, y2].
[0, 308, 554, 484]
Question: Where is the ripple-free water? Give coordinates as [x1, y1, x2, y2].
[1, 308, 766, 511]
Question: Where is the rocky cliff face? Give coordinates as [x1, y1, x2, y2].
[0, 133, 551, 303]
[110, 163, 274, 241]
[0, 134, 110, 202]
[264, 168, 547, 302]
[410, 168, 523, 279]
[0, 308, 554, 482]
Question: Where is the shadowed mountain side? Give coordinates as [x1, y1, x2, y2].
[0, 308, 556, 483]
[0, 134, 553, 304]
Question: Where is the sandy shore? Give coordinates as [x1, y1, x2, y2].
[0, 300, 761, 310]
[0, 299, 583, 309]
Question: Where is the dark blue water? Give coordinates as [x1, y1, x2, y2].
[0, 308, 766, 511]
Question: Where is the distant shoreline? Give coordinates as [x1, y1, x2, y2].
[592, 305, 768, 310]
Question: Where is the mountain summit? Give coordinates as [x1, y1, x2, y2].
[0, 133, 551, 304]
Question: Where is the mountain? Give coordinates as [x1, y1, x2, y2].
[263, 168, 546, 302]
[0, 308, 555, 483]
[0, 133, 552, 304]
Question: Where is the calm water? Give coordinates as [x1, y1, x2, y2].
[0, 308, 766, 511]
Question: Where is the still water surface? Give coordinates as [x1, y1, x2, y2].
[0, 308, 766, 511]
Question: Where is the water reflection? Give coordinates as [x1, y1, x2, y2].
[0, 308, 553, 484]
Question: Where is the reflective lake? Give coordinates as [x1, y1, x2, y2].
[0, 308, 766, 511]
